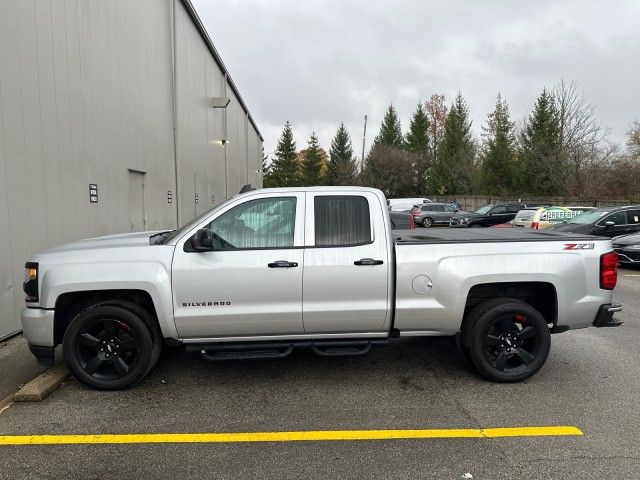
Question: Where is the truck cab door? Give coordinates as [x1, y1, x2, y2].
[302, 192, 392, 333]
[171, 192, 305, 339]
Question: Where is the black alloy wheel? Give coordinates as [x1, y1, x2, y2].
[463, 298, 551, 382]
[75, 317, 140, 380]
[63, 304, 154, 390]
[480, 313, 540, 374]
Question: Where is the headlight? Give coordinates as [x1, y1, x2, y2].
[23, 262, 39, 302]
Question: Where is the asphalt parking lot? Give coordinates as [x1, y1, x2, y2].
[0, 268, 639, 480]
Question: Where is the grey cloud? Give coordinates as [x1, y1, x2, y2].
[194, 0, 640, 157]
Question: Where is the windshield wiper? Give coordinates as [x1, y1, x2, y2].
[149, 231, 174, 245]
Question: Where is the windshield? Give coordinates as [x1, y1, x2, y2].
[568, 210, 608, 225]
[474, 205, 494, 215]
[515, 210, 535, 221]
[160, 197, 238, 244]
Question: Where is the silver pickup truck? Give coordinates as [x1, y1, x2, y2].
[21, 187, 621, 390]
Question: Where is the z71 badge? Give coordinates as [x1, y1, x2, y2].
[563, 243, 595, 250]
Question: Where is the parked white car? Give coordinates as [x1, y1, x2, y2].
[388, 197, 432, 212]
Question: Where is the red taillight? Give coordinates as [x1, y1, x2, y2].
[600, 251, 618, 290]
[408, 214, 416, 229]
[531, 221, 540, 230]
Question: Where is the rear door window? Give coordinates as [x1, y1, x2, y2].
[627, 210, 640, 224]
[603, 211, 627, 225]
[491, 206, 508, 215]
[314, 196, 371, 246]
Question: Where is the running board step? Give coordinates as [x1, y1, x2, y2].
[193, 343, 294, 361]
[186, 339, 389, 361]
[310, 341, 371, 357]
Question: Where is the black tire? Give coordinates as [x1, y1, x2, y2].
[461, 298, 550, 382]
[98, 300, 162, 374]
[422, 217, 433, 228]
[63, 304, 154, 390]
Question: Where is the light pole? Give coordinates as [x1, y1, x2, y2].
[361, 114, 368, 171]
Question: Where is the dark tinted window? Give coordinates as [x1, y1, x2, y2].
[491, 206, 508, 215]
[315, 196, 371, 246]
[604, 211, 627, 226]
[429, 205, 444, 212]
[627, 210, 640, 224]
[507, 205, 523, 213]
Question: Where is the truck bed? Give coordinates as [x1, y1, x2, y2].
[393, 228, 607, 244]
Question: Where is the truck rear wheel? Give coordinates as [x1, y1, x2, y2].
[62, 304, 154, 390]
[462, 298, 550, 382]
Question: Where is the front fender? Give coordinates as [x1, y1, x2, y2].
[39, 261, 178, 339]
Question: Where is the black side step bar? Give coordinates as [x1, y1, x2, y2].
[311, 340, 373, 357]
[187, 339, 389, 361]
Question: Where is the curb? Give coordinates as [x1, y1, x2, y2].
[13, 364, 70, 402]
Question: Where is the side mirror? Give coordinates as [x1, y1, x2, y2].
[191, 228, 214, 251]
[604, 221, 615, 229]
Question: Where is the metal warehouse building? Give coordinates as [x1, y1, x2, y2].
[0, 0, 264, 339]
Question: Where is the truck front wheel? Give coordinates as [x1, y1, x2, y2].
[62, 304, 155, 390]
[462, 298, 551, 382]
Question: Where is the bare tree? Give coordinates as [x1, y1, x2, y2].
[627, 120, 640, 159]
[424, 94, 448, 169]
[553, 79, 610, 196]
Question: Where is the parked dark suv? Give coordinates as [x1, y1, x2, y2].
[449, 202, 544, 228]
[550, 205, 640, 238]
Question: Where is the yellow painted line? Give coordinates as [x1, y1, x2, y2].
[0, 426, 582, 445]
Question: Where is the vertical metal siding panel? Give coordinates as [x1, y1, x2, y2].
[0, 60, 17, 336]
[78, 1, 99, 235]
[0, 1, 21, 336]
[35, 1, 65, 249]
[51, 0, 77, 244]
[65, 0, 89, 241]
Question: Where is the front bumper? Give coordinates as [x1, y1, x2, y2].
[21, 306, 55, 347]
[593, 303, 623, 327]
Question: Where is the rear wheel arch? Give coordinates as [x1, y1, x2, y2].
[461, 281, 558, 331]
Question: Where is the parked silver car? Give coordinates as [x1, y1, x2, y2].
[412, 203, 469, 227]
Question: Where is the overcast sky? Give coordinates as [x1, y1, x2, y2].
[193, 0, 639, 160]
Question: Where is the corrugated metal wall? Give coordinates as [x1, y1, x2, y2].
[0, 0, 263, 339]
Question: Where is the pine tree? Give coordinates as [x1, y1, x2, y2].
[372, 104, 403, 149]
[261, 146, 274, 187]
[405, 103, 430, 195]
[480, 93, 516, 194]
[269, 121, 300, 187]
[326, 122, 357, 185]
[429, 93, 476, 194]
[300, 132, 325, 186]
[425, 94, 448, 174]
[520, 89, 562, 195]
